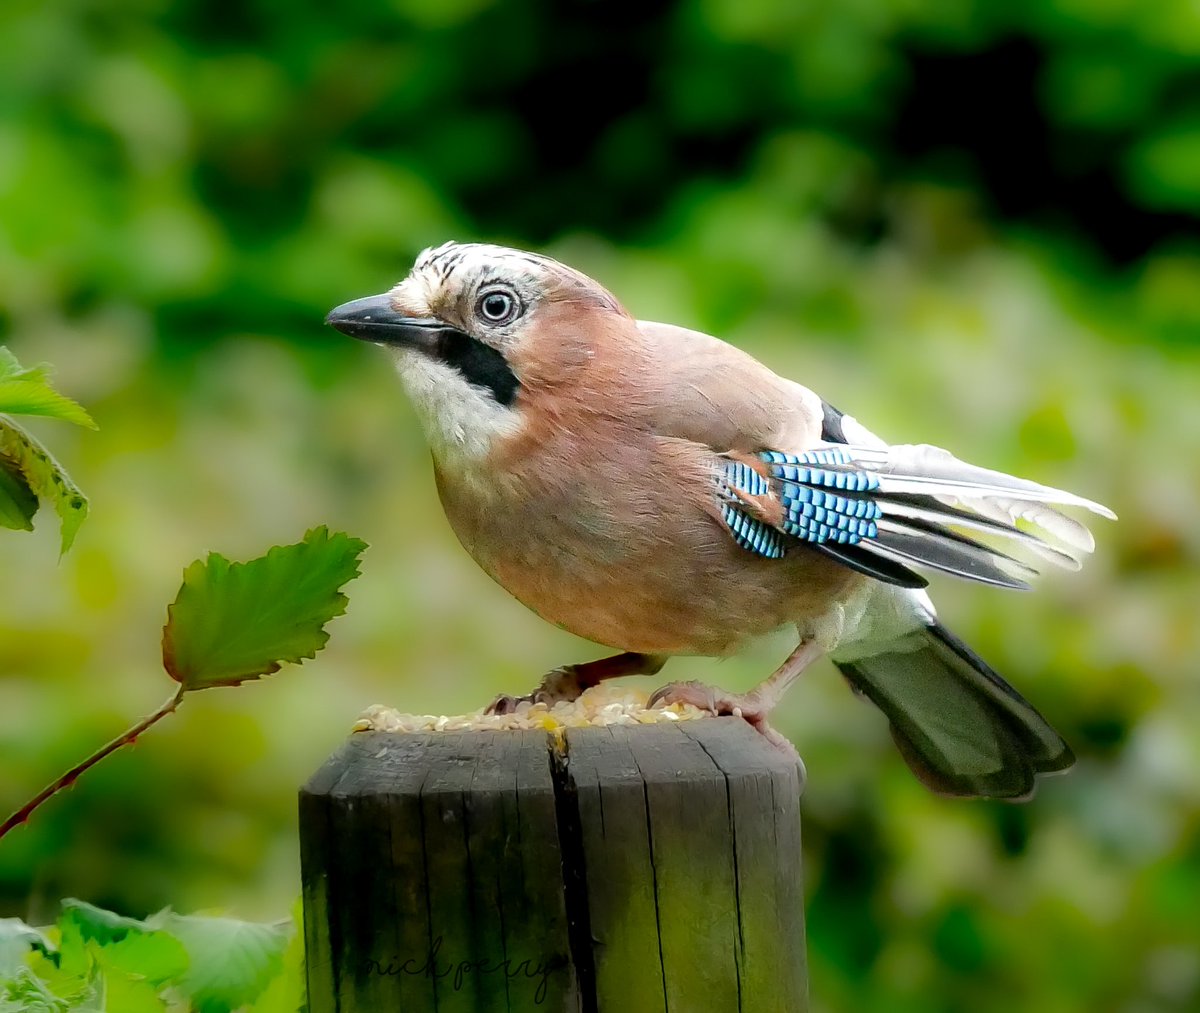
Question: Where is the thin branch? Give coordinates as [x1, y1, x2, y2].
[0, 686, 187, 840]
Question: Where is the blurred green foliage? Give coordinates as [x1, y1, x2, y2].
[1, 897, 301, 1011]
[1, 1, 1198, 1011]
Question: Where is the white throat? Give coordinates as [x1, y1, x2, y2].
[390, 350, 520, 465]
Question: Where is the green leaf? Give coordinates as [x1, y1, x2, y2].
[0, 456, 37, 532]
[54, 902, 186, 1010]
[146, 912, 289, 1013]
[98, 976, 164, 1013]
[0, 348, 95, 429]
[0, 968, 71, 1013]
[21, 950, 91, 1013]
[0, 918, 55, 978]
[59, 901, 146, 950]
[57, 962, 103, 1013]
[94, 931, 188, 989]
[161, 526, 366, 690]
[246, 902, 304, 1013]
[0, 417, 89, 552]
[21, 939, 95, 1012]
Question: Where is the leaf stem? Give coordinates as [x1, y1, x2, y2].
[0, 686, 187, 841]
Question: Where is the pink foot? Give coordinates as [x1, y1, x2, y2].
[648, 680, 799, 760]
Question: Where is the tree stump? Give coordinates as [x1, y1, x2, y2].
[300, 718, 807, 1012]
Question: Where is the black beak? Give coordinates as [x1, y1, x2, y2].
[325, 294, 456, 350]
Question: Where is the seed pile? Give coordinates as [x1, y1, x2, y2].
[352, 684, 710, 734]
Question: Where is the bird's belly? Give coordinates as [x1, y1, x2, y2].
[440, 479, 857, 656]
[511, 568, 795, 655]
[492, 555, 789, 655]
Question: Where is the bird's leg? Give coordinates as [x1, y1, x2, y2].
[487, 652, 668, 715]
[647, 639, 824, 756]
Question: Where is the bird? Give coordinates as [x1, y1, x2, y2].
[326, 241, 1114, 800]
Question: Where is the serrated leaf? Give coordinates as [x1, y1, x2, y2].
[0, 456, 37, 532]
[60, 962, 103, 1013]
[161, 526, 366, 690]
[0, 348, 95, 429]
[0, 417, 88, 552]
[54, 901, 186, 1008]
[54, 915, 91, 983]
[146, 912, 289, 1013]
[0, 918, 55, 977]
[59, 901, 146, 950]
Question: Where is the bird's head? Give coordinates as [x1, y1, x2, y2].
[327, 242, 629, 462]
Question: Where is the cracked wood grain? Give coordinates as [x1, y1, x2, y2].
[300, 720, 806, 1013]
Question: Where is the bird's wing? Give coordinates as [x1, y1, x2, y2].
[634, 323, 1113, 590]
[828, 405, 1115, 561]
[719, 439, 1115, 591]
[635, 320, 827, 452]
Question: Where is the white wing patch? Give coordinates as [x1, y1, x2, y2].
[835, 414, 1114, 559]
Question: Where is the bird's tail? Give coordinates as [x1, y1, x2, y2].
[833, 623, 1073, 800]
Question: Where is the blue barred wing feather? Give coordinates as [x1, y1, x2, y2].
[719, 461, 787, 559]
[716, 445, 1109, 591]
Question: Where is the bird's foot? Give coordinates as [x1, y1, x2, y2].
[486, 652, 669, 716]
[648, 680, 799, 759]
[486, 666, 587, 716]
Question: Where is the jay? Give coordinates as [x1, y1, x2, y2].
[327, 242, 1113, 800]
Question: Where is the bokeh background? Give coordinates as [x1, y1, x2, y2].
[2, 1, 1199, 1010]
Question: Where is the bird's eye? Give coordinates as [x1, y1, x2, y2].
[476, 287, 520, 326]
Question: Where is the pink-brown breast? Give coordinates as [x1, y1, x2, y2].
[432, 418, 861, 657]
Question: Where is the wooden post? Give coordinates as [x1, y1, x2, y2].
[300, 719, 807, 1012]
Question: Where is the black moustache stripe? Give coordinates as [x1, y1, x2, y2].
[437, 330, 520, 407]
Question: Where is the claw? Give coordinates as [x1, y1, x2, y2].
[649, 679, 800, 761]
[484, 666, 587, 716]
[486, 693, 522, 716]
[647, 679, 719, 714]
